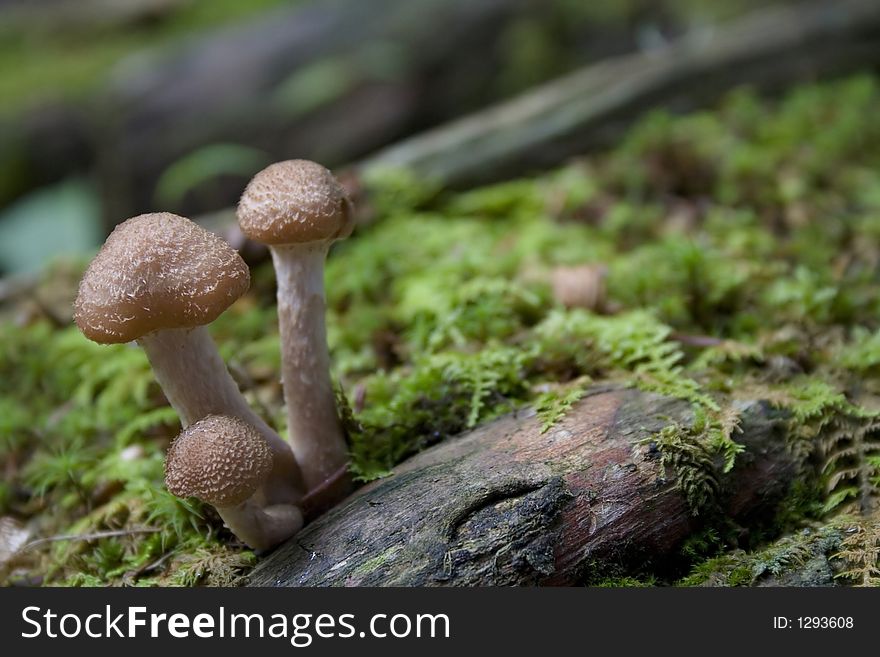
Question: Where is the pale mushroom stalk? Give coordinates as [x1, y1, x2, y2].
[214, 498, 304, 552]
[270, 243, 347, 493]
[237, 160, 355, 500]
[139, 326, 302, 504]
[165, 415, 304, 550]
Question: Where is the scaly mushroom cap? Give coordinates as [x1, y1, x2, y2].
[237, 159, 353, 245]
[165, 415, 273, 507]
[74, 213, 250, 344]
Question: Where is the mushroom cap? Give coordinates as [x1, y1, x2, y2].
[550, 264, 608, 311]
[74, 212, 250, 344]
[165, 415, 273, 507]
[237, 159, 353, 245]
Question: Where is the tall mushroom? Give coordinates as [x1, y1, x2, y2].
[237, 160, 353, 500]
[74, 212, 303, 504]
[165, 415, 303, 550]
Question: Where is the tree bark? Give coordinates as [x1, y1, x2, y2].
[247, 387, 798, 586]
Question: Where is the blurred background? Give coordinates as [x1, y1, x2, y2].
[0, 0, 872, 276]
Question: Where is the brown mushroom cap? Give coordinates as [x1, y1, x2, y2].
[165, 414, 273, 507]
[237, 159, 353, 245]
[74, 212, 250, 344]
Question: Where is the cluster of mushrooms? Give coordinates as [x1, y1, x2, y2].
[73, 160, 354, 550]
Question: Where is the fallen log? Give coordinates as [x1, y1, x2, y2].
[194, 0, 880, 248]
[248, 387, 798, 586]
[8, 1, 878, 235]
[356, 0, 880, 188]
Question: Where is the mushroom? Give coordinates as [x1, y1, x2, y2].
[237, 160, 353, 499]
[550, 264, 608, 311]
[165, 415, 303, 550]
[74, 212, 303, 503]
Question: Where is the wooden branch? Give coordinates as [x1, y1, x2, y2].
[7, 1, 878, 230]
[187, 0, 880, 246]
[247, 387, 798, 586]
[356, 0, 880, 188]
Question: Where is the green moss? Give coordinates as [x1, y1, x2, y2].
[645, 407, 745, 517]
[594, 575, 657, 588]
[535, 378, 589, 434]
[350, 546, 403, 578]
[680, 524, 845, 587]
[6, 74, 880, 585]
[839, 327, 880, 375]
[833, 515, 880, 586]
[166, 545, 258, 587]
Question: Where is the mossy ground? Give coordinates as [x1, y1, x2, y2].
[3, 74, 880, 586]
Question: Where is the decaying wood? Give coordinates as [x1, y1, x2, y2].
[356, 0, 880, 187]
[248, 387, 798, 586]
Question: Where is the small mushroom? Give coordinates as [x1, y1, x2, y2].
[165, 415, 303, 550]
[237, 160, 353, 499]
[550, 264, 608, 311]
[74, 212, 303, 502]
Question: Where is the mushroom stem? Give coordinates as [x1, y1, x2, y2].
[217, 499, 304, 552]
[270, 243, 350, 494]
[139, 326, 303, 503]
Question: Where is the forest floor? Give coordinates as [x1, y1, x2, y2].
[2, 73, 880, 586]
